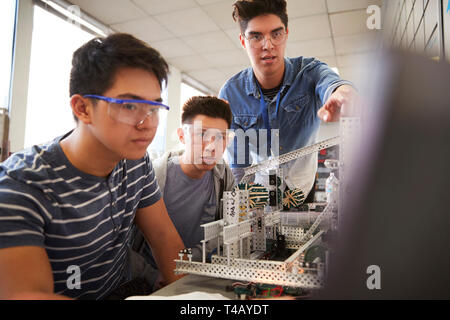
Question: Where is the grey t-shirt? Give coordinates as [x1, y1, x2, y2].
[164, 156, 216, 250]
[0, 133, 161, 299]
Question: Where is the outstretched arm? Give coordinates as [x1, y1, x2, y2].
[317, 85, 359, 122]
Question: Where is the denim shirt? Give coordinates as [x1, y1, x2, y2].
[219, 56, 352, 193]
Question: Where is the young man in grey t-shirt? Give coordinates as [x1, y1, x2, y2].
[132, 96, 235, 289]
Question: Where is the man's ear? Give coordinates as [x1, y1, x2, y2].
[239, 33, 246, 49]
[70, 95, 92, 124]
[177, 127, 185, 144]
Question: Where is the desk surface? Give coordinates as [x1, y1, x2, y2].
[151, 274, 236, 299]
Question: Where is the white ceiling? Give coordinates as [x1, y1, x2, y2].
[68, 0, 382, 94]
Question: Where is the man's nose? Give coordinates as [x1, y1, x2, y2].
[262, 35, 275, 50]
[136, 113, 157, 130]
[203, 138, 217, 152]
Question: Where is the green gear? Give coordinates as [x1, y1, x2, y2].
[236, 183, 269, 208]
[282, 188, 305, 208]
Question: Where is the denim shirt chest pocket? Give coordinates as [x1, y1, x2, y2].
[232, 114, 259, 131]
[280, 94, 311, 128]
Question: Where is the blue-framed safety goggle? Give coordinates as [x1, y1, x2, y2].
[83, 94, 169, 126]
[84, 95, 170, 110]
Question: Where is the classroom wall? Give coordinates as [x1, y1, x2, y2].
[383, 0, 446, 60]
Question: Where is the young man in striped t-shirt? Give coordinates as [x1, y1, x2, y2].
[0, 33, 185, 299]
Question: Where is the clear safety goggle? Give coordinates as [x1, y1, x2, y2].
[242, 28, 287, 49]
[84, 95, 169, 127]
[182, 123, 235, 145]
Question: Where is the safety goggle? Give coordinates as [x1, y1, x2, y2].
[182, 123, 235, 144]
[84, 94, 169, 127]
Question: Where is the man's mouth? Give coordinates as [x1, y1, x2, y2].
[261, 55, 276, 62]
[201, 157, 216, 165]
[132, 138, 152, 145]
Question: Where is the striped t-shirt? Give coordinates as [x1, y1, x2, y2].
[0, 132, 161, 299]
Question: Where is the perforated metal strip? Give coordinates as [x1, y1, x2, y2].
[299, 204, 332, 243]
[175, 260, 323, 288]
[240, 136, 340, 184]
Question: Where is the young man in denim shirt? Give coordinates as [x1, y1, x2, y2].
[219, 0, 358, 198]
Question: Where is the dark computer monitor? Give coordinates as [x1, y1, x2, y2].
[319, 49, 450, 299]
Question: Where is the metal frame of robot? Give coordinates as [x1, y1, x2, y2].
[174, 118, 359, 289]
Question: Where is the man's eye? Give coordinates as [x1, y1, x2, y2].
[250, 34, 263, 41]
[272, 31, 283, 39]
[122, 103, 137, 111]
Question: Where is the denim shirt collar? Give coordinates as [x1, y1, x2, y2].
[244, 57, 295, 99]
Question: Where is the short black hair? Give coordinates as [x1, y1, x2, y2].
[182, 96, 232, 128]
[70, 33, 169, 120]
[232, 0, 288, 34]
